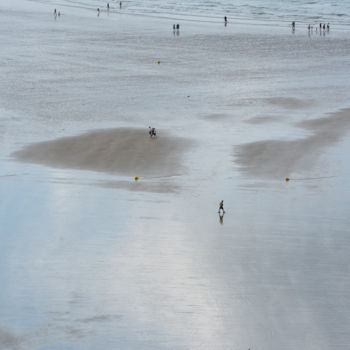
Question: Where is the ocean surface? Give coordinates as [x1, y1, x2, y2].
[36, 0, 350, 28]
[1, 0, 350, 349]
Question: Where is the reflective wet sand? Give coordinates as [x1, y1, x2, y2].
[1, 1, 350, 349]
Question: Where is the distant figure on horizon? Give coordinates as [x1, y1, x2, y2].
[224, 16, 227, 24]
[327, 23, 330, 31]
[176, 23, 180, 30]
[323, 23, 326, 30]
[97, 7, 100, 16]
[107, 3, 110, 10]
[319, 23, 322, 30]
[54, 8, 57, 16]
[218, 200, 225, 214]
[291, 21, 295, 32]
[120, 1, 122, 9]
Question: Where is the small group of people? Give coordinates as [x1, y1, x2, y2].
[148, 126, 157, 137]
[292, 21, 331, 33]
[172, 24, 180, 36]
[53, 9, 61, 17]
[310, 22, 330, 31]
[307, 22, 331, 36]
[307, 23, 331, 32]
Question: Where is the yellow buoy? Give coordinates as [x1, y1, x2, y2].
[134, 176, 139, 181]
[285, 177, 290, 182]
[157, 60, 160, 64]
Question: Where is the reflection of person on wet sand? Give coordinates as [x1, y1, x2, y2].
[219, 212, 224, 225]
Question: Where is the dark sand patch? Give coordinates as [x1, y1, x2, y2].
[234, 108, 350, 179]
[265, 97, 311, 109]
[13, 128, 193, 177]
[245, 115, 282, 124]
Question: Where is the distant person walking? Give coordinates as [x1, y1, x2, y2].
[224, 16, 227, 24]
[120, 1, 122, 9]
[218, 200, 225, 214]
[107, 3, 110, 10]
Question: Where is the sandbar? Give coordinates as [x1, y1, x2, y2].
[13, 128, 193, 177]
[234, 108, 350, 179]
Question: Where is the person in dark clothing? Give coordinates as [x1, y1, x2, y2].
[218, 200, 225, 214]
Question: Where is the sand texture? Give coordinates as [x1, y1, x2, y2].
[13, 128, 193, 177]
[265, 97, 312, 109]
[235, 108, 350, 179]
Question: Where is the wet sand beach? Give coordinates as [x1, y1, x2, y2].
[1, 0, 350, 349]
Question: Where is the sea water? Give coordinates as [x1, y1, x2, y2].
[41, 0, 350, 28]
